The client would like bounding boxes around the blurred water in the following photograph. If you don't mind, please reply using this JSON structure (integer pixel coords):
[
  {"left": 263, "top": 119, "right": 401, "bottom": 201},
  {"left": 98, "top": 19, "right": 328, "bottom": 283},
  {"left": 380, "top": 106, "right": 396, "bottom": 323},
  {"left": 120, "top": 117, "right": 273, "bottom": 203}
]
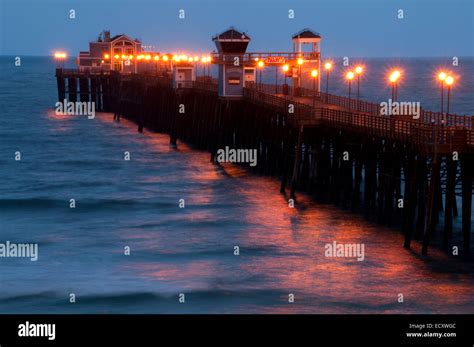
[{"left": 0, "top": 56, "right": 473, "bottom": 313}]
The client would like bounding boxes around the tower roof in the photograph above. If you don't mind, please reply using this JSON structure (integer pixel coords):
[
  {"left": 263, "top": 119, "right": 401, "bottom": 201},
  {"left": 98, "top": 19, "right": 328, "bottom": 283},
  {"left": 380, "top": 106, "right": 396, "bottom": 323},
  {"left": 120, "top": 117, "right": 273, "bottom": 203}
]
[
  {"left": 212, "top": 27, "right": 251, "bottom": 53},
  {"left": 212, "top": 27, "right": 250, "bottom": 41},
  {"left": 292, "top": 28, "right": 321, "bottom": 39}
]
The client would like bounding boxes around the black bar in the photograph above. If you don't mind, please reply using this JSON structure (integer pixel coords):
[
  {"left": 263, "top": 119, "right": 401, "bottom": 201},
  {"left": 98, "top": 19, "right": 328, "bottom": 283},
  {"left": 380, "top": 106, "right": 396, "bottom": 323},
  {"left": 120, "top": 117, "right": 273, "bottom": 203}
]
[{"left": 0, "top": 314, "right": 473, "bottom": 345}]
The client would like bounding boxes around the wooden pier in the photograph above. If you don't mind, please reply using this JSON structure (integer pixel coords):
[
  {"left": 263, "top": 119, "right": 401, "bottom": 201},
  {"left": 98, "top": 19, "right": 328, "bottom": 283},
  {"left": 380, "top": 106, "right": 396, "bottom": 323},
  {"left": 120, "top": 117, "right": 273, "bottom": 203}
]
[{"left": 55, "top": 68, "right": 473, "bottom": 257}]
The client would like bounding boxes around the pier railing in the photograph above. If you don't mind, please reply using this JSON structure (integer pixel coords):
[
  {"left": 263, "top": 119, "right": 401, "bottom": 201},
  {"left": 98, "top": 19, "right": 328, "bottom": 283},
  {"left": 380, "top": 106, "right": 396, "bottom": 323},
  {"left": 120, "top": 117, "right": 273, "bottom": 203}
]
[
  {"left": 247, "top": 82, "right": 473, "bottom": 128},
  {"left": 244, "top": 85, "right": 474, "bottom": 151}
]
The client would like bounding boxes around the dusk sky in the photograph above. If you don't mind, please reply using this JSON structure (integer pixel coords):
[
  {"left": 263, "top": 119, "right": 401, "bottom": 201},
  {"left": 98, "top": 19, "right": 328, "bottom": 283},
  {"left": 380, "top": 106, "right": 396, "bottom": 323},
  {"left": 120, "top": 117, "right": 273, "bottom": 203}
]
[{"left": 0, "top": 0, "right": 473, "bottom": 57}]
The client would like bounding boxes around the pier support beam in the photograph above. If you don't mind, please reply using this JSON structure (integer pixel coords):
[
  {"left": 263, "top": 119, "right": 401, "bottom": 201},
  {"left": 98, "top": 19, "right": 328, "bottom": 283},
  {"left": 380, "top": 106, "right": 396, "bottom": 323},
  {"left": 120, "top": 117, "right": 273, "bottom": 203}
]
[
  {"left": 68, "top": 77, "right": 77, "bottom": 103},
  {"left": 56, "top": 71, "right": 66, "bottom": 102},
  {"left": 443, "top": 156, "right": 457, "bottom": 247},
  {"left": 461, "top": 154, "right": 472, "bottom": 256},
  {"left": 79, "top": 77, "right": 90, "bottom": 103},
  {"left": 403, "top": 154, "right": 417, "bottom": 249},
  {"left": 290, "top": 125, "right": 304, "bottom": 199},
  {"left": 280, "top": 128, "right": 293, "bottom": 193},
  {"left": 422, "top": 156, "right": 440, "bottom": 256}
]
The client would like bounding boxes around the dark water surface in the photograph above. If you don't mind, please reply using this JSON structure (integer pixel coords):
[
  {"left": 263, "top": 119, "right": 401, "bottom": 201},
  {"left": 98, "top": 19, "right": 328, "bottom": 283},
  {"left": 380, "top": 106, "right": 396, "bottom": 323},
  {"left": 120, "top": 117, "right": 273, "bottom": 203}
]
[{"left": 0, "top": 57, "right": 473, "bottom": 313}]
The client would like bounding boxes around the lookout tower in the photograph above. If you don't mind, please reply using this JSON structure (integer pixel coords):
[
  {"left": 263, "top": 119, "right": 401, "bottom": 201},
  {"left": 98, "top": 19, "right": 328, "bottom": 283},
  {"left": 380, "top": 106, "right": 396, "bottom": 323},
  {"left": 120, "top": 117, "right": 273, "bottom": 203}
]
[
  {"left": 212, "top": 27, "right": 251, "bottom": 98},
  {"left": 292, "top": 29, "right": 321, "bottom": 92}
]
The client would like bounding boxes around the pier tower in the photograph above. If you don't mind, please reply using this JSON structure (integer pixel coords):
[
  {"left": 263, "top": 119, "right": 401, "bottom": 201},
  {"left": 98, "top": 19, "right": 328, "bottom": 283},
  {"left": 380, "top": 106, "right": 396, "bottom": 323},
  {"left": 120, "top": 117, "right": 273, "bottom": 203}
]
[
  {"left": 292, "top": 29, "right": 321, "bottom": 94},
  {"left": 212, "top": 27, "right": 251, "bottom": 98}
]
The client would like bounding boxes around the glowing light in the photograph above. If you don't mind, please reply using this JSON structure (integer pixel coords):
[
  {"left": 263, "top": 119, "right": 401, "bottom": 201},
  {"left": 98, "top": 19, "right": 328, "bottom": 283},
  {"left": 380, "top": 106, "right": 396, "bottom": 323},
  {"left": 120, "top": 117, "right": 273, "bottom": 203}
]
[
  {"left": 172, "top": 55, "right": 179, "bottom": 61},
  {"left": 257, "top": 60, "right": 264, "bottom": 68},
  {"left": 121, "top": 54, "right": 127, "bottom": 59},
  {"left": 389, "top": 70, "right": 400, "bottom": 83},
  {"left": 114, "top": 54, "right": 120, "bottom": 59},
  {"left": 445, "top": 76, "right": 454, "bottom": 86},
  {"left": 128, "top": 55, "right": 134, "bottom": 60},
  {"left": 346, "top": 71, "right": 354, "bottom": 80},
  {"left": 297, "top": 58, "right": 304, "bottom": 65},
  {"left": 162, "top": 55, "right": 169, "bottom": 61},
  {"left": 194, "top": 56, "right": 199, "bottom": 61},
  {"left": 438, "top": 72, "right": 447, "bottom": 81},
  {"left": 188, "top": 57, "right": 193, "bottom": 62},
  {"left": 282, "top": 64, "right": 289, "bottom": 72},
  {"left": 104, "top": 54, "right": 110, "bottom": 59},
  {"left": 311, "top": 69, "right": 318, "bottom": 78},
  {"left": 101, "top": 60, "right": 105, "bottom": 63},
  {"left": 324, "top": 62, "right": 332, "bottom": 70},
  {"left": 145, "top": 54, "right": 151, "bottom": 60},
  {"left": 254, "top": 57, "right": 259, "bottom": 61},
  {"left": 154, "top": 56, "right": 159, "bottom": 61},
  {"left": 355, "top": 66, "right": 363, "bottom": 74},
  {"left": 54, "top": 52, "right": 67, "bottom": 59}
]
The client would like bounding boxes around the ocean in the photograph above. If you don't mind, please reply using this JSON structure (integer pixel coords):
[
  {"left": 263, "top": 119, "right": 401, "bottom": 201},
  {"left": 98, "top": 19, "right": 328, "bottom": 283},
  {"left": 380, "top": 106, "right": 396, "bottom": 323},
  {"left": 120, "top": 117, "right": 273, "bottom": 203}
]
[{"left": 0, "top": 56, "right": 473, "bottom": 313}]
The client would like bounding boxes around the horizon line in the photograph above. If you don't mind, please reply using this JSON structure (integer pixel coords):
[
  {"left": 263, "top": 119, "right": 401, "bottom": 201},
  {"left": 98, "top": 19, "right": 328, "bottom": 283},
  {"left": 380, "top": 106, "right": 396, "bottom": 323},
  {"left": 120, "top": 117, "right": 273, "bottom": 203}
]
[{"left": 1, "top": 54, "right": 474, "bottom": 59}]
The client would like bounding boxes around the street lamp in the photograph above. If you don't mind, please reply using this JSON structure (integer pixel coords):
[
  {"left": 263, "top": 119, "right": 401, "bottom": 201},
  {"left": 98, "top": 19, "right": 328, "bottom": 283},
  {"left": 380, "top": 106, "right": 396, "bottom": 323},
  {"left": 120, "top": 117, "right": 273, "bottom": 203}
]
[
  {"left": 297, "top": 58, "right": 304, "bottom": 94},
  {"left": 438, "top": 71, "right": 447, "bottom": 113},
  {"left": 201, "top": 56, "right": 207, "bottom": 77},
  {"left": 389, "top": 70, "right": 400, "bottom": 102},
  {"left": 257, "top": 60, "right": 265, "bottom": 92},
  {"left": 355, "top": 65, "right": 363, "bottom": 101},
  {"left": 445, "top": 76, "right": 454, "bottom": 115},
  {"left": 311, "top": 69, "right": 318, "bottom": 108},
  {"left": 282, "top": 64, "right": 289, "bottom": 84},
  {"left": 206, "top": 56, "right": 212, "bottom": 77},
  {"left": 54, "top": 52, "right": 67, "bottom": 69},
  {"left": 282, "top": 64, "right": 289, "bottom": 96},
  {"left": 324, "top": 62, "right": 332, "bottom": 101},
  {"left": 346, "top": 71, "right": 354, "bottom": 100}
]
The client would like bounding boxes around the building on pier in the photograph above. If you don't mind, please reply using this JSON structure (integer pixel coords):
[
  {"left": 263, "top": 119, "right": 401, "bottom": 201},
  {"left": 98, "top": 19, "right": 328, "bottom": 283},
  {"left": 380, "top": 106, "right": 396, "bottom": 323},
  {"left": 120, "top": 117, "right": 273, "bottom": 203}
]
[{"left": 77, "top": 30, "right": 142, "bottom": 73}]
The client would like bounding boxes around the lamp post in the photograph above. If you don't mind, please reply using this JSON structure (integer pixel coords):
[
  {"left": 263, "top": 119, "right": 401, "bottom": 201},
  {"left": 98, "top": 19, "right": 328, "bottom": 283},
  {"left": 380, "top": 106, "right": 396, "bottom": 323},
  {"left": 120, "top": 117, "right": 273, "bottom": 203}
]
[
  {"left": 102, "top": 53, "right": 110, "bottom": 71},
  {"left": 311, "top": 69, "right": 318, "bottom": 108},
  {"left": 54, "top": 52, "right": 67, "bottom": 69},
  {"left": 201, "top": 57, "right": 207, "bottom": 77},
  {"left": 346, "top": 71, "right": 354, "bottom": 101},
  {"left": 282, "top": 64, "right": 289, "bottom": 84},
  {"left": 257, "top": 60, "right": 265, "bottom": 92},
  {"left": 324, "top": 62, "right": 332, "bottom": 102},
  {"left": 355, "top": 66, "right": 363, "bottom": 100},
  {"left": 297, "top": 58, "right": 304, "bottom": 95},
  {"left": 282, "top": 64, "right": 289, "bottom": 95},
  {"left": 275, "top": 64, "right": 278, "bottom": 94},
  {"left": 445, "top": 76, "right": 454, "bottom": 115},
  {"left": 207, "top": 56, "right": 212, "bottom": 77},
  {"left": 389, "top": 70, "right": 400, "bottom": 102},
  {"left": 438, "top": 71, "right": 446, "bottom": 113}
]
